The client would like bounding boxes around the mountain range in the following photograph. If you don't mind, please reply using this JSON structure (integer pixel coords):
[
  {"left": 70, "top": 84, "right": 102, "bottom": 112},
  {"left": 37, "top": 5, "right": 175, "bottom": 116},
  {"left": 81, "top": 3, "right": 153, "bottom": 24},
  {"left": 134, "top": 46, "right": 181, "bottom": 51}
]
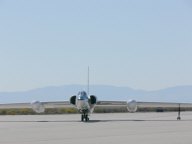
[{"left": 0, "top": 85, "right": 192, "bottom": 103}]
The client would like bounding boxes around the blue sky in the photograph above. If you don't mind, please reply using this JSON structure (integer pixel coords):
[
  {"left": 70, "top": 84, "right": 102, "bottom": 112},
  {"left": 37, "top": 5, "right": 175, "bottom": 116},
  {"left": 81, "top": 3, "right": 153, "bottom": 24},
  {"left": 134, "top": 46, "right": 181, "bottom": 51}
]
[{"left": 0, "top": 0, "right": 192, "bottom": 91}]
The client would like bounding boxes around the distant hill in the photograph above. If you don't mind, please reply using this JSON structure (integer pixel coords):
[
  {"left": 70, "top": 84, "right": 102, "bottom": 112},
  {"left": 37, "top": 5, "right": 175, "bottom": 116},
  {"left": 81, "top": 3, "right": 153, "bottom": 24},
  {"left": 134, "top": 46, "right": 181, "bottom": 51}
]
[{"left": 0, "top": 85, "right": 192, "bottom": 103}]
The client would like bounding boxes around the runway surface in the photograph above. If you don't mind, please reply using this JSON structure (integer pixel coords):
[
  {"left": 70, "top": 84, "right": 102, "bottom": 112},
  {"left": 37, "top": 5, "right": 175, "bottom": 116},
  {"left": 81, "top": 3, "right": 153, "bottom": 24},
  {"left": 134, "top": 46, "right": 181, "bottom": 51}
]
[{"left": 0, "top": 112, "right": 192, "bottom": 144}]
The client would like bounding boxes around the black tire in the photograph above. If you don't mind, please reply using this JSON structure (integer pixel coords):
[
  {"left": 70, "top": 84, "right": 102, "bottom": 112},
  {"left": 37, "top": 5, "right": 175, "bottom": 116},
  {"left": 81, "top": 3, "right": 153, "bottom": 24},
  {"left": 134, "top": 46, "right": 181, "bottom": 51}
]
[
  {"left": 85, "top": 115, "right": 89, "bottom": 122},
  {"left": 177, "top": 116, "right": 181, "bottom": 120},
  {"left": 81, "top": 115, "right": 84, "bottom": 121}
]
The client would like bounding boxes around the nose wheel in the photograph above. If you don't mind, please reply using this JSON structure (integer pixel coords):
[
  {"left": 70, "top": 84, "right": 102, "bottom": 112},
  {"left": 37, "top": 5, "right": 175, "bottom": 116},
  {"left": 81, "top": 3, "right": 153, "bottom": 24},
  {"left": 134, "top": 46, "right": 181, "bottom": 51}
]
[{"left": 81, "top": 114, "right": 89, "bottom": 122}]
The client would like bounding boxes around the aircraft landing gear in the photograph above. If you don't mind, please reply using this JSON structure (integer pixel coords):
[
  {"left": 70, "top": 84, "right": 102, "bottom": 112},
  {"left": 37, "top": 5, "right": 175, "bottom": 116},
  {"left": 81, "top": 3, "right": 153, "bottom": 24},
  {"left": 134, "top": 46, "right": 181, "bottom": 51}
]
[
  {"left": 81, "top": 113, "right": 89, "bottom": 122},
  {"left": 177, "top": 104, "right": 181, "bottom": 120}
]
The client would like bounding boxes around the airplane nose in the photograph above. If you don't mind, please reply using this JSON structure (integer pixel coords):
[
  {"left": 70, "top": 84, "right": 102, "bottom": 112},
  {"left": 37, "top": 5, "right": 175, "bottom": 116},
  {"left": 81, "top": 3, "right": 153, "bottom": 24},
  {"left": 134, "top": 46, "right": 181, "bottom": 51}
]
[
  {"left": 77, "top": 99, "right": 89, "bottom": 110},
  {"left": 78, "top": 96, "right": 86, "bottom": 100}
]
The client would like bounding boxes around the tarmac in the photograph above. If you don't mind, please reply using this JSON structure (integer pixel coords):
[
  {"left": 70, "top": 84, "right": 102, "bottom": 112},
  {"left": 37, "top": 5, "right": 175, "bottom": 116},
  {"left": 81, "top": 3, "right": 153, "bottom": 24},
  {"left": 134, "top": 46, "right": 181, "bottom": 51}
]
[{"left": 0, "top": 112, "right": 192, "bottom": 144}]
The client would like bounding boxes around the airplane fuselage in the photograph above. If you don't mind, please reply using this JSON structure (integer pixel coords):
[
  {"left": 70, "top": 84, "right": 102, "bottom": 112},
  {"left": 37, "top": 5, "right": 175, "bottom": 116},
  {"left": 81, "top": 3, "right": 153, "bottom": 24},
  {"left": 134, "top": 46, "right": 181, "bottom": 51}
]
[
  {"left": 76, "top": 91, "right": 91, "bottom": 114},
  {"left": 70, "top": 91, "right": 97, "bottom": 121}
]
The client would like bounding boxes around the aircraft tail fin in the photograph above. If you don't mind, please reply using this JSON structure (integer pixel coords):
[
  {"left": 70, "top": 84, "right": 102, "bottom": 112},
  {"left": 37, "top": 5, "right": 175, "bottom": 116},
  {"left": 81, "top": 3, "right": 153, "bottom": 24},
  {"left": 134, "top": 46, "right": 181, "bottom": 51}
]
[{"left": 87, "top": 66, "right": 89, "bottom": 96}]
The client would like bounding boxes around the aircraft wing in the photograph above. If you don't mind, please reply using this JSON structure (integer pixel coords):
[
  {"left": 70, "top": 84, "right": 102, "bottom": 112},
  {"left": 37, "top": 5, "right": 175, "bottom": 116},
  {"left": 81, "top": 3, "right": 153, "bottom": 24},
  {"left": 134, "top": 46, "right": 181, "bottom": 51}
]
[
  {"left": 96, "top": 100, "right": 192, "bottom": 112},
  {"left": 136, "top": 102, "right": 192, "bottom": 108},
  {"left": 0, "top": 101, "right": 71, "bottom": 108},
  {"left": 96, "top": 101, "right": 192, "bottom": 107},
  {"left": 40, "top": 101, "right": 72, "bottom": 108},
  {"left": 96, "top": 101, "right": 127, "bottom": 106},
  {"left": 1, "top": 100, "right": 192, "bottom": 115},
  {"left": 1, "top": 100, "right": 192, "bottom": 110},
  {"left": 0, "top": 101, "right": 72, "bottom": 113},
  {"left": 0, "top": 103, "right": 32, "bottom": 109}
]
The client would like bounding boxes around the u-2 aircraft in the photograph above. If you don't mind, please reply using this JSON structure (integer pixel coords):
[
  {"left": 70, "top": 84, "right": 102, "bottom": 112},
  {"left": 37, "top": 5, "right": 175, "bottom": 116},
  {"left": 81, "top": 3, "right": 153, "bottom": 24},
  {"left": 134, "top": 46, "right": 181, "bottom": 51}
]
[
  {"left": 0, "top": 69, "right": 192, "bottom": 121},
  {"left": 0, "top": 89, "right": 192, "bottom": 122}
]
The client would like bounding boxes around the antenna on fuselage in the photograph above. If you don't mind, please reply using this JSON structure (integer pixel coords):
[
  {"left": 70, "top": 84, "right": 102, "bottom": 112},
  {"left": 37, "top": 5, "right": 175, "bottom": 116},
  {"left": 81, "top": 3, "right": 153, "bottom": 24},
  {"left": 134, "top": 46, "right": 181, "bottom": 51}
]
[{"left": 87, "top": 66, "right": 89, "bottom": 96}]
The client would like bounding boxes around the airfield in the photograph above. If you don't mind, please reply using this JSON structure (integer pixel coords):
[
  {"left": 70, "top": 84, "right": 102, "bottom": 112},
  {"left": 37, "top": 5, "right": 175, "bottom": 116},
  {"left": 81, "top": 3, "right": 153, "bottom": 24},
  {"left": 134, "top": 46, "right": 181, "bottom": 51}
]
[{"left": 0, "top": 112, "right": 192, "bottom": 144}]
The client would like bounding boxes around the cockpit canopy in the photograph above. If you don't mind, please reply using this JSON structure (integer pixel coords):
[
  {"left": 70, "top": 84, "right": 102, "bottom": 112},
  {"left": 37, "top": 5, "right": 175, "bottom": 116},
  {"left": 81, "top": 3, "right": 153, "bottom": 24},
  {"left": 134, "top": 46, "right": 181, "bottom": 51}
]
[{"left": 77, "top": 91, "right": 88, "bottom": 100}]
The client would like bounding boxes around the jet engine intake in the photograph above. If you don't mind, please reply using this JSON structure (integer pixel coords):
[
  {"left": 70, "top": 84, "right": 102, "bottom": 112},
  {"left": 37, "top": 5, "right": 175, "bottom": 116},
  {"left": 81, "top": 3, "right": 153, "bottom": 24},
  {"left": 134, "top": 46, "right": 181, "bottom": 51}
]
[
  {"left": 89, "top": 95, "right": 97, "bottom": 105},
  {"left": 127, "top": 100, "right": 137, "bottom": 113},
  {"left": 70, "top": 95, "right": 76, "bottom": 105}
]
